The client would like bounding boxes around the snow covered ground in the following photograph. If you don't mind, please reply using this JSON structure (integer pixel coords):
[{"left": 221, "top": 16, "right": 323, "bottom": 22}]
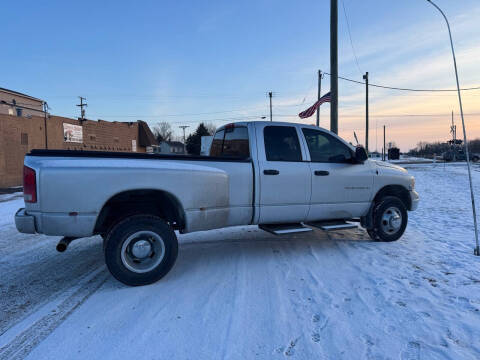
[{"left": 1, "top": 163, "right": 479, "bottom": 360}]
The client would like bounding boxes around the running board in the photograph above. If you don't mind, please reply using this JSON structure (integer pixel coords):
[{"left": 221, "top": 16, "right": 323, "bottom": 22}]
[
  {"left": 259, "top": 223, "right": 313, "bottom": 235},
  {"left": 306, "top": 220, "right": 358, "bottom": 231}
]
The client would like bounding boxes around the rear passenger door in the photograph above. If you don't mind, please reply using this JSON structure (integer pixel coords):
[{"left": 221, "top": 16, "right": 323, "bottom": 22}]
[{"left": 256, "top": 124, "right": 311, "bottom": 224}]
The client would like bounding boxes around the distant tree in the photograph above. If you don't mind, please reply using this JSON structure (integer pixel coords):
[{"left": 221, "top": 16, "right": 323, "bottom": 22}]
[
  {"left": 186, "top": 123, "right": 210, "bottom": 155},
  {"left": 154, "top": 122, "right": 173, "bottom": 143}
]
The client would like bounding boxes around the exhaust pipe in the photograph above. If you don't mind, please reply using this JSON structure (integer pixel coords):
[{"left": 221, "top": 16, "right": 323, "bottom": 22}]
[{"left": 56, "top": 237, "right": 77, "bottom": 252}]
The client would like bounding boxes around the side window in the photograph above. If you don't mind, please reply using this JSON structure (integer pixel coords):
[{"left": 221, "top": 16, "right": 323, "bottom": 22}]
[
  {"left": 209, "top": 130, "right": 225, "bottom": 157},
  {"left": 209, "top": 127, "right": 250, "bottom": 158},
  {"left": 302, "top": 128, "right": 353, "bottom": 163},
  {"left": 264, "top": 126, "right": 302, "bottom": 162}
]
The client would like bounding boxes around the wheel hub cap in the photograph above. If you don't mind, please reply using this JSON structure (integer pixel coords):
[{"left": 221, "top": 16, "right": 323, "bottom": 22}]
[
  {"left": 121, "top": 231, "right": 166, "bottom": 273},
  {"left": 381, "top": 207, "right": 402, "bottom": 234},
  {"left": 131, "top": 239, "right": 152, "bottom": 259}
]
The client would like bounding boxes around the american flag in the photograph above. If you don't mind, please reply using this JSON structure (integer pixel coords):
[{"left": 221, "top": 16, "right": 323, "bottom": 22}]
[{"left": 298, "top": 92, "right": 331, "bottom": 119}]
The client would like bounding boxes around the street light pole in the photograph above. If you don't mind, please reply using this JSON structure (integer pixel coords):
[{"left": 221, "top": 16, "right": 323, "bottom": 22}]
[
  {"left": 179, "top": 125, "right": 189, "bottom": 154},
  {"left": 427, "top": 0, "right": 479, "bottom": 256}
]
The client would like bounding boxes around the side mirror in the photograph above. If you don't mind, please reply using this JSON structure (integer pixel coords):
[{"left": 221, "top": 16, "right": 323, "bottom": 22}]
[{"left": 355, "top": 146, "right": 368, "bottom": 163}]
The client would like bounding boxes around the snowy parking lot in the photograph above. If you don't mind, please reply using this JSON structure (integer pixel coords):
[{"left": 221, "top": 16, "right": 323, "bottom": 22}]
[{"left": 1, "top": 163, "right": 479, "bottom": 360}]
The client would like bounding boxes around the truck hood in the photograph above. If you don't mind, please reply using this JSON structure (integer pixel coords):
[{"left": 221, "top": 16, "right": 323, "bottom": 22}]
[{"left": 372, "top": 160, "right": 408, "bottom": 174}]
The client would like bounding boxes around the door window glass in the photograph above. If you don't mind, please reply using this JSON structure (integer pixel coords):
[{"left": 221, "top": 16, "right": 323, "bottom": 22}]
[
  {"left": 302, "top": 128, "right": 353, "bottom": 163},
  {"left": 264, "top": 126, "right": 302, "bottom": 161}
]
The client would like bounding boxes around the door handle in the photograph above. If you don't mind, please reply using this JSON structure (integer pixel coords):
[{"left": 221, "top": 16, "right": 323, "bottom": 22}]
[
  {"left": 264, "top": 169, "right": 280, "bottom": 175},
  {"left": 314, "top": 170, "right": 329, "bottom": 176}
]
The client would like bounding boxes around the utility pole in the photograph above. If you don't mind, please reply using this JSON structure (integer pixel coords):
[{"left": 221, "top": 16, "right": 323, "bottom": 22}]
[
  {"left": 363, "top": 72, "right": 369, "bottom": 153},
  {"left": 451, "top": 110, "right": 457, "bottom": 161},
  {"left": 76, "top": 96, "right": 87, "bottom": 120},
  {"left": 451, "top": 110, "right": 456, "bottom": 143},
  {"left": 179, "top": 125, "right": 189, "bottom": 154},
  {"left": 316, "top": 70, "right": 323, "bottom": 127},
  {"left": 330, "top": 0, "right": 338, "bottom": 134},
  {"left": 43, "top": 102, "right": 49, "bottom": 149},
  {"left": 383, "top": 125, "right": 386, "bottom": 161},
  {"left": 268, "top": 92, "right": 273, "bottom": 121}
]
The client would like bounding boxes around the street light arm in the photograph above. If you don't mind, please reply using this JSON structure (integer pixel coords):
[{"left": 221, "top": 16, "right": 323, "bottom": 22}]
[{"left": 426, "top": 0, "right": 480, "bottom": 255}]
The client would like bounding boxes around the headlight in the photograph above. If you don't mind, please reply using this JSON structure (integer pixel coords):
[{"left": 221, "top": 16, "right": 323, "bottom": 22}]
[{"left": 409, "top": 177, "right": 415, "bottom": 190}]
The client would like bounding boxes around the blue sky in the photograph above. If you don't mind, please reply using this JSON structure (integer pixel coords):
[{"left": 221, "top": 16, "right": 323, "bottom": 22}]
[{"left": 3, "top": 0, "right": 480, "bottom": 150}]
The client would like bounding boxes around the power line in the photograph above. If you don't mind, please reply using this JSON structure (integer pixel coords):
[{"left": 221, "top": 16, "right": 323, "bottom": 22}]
[
  {"left": 273, "top": 112, "right": 480, "bottom": 118},
  {"left": 323, "top": 72, "right": 480, "bottom": 92},
  {"left": 341, "top": 0, "right": 362, "bottom": 76}
]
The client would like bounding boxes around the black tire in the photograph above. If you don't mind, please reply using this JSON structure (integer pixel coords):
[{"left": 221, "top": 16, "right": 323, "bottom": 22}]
[
  {"left": 367, "top": 196, "right": 407, "bottom": 242},
  {"left": 104, "top": 214, "right": 178, "bottom": 286},
  {"left": 472, "top": 156, "right": 479, "bottom": 163}
]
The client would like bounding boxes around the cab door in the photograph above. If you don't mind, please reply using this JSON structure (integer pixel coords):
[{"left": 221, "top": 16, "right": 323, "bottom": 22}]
[
  {"left": 300, "top": 127, "right": 374, "bottom": 221},
  {"left": 256, "top": 124, "right": 311, "bottom": 224}
]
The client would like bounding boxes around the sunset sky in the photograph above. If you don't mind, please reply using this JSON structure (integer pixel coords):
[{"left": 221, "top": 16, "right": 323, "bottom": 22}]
[{"left": 2, "top": 0, "right": 479, "bottom": 151}]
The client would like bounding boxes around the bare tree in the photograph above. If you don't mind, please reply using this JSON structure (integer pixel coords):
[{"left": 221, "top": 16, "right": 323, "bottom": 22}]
[
  {"left": 387, "top": 141, "right": 397, "bottom": 150},
  {"left": 154, "top": 122, "right": 173, "bottom": 143},
  {"left": 204, "top": 122, "right": 217, "bottom": 135}
]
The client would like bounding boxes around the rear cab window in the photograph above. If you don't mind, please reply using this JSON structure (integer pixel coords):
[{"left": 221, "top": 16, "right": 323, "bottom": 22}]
[{"left": 209, "top": 125, "right": 250, "bottom": 158}]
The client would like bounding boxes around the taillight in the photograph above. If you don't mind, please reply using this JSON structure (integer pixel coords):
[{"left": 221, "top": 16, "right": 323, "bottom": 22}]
[{"left": 23, "top": 166, "right": 37, "bottom": 203}]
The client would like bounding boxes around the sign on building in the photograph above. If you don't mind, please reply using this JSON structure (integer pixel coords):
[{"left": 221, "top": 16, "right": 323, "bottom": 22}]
[
  {"left": 63, "top": 123, "right": 83, "bottom": 143},
  {"left": 132, "top": 139, "right": 137, "bottom": 152}
]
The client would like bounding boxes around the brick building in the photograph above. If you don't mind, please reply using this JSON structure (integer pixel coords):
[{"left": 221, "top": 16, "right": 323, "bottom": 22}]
[
  {"left": 0, "top": 87, "right": 44, "bottom": 118},
  {"left": 0, "top": 113, "right": 157, "bottom": 187}
]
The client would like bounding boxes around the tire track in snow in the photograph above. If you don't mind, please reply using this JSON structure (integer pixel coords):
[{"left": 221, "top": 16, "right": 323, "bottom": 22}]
[{"left": 0, "top": 268, "right": 108, "bottom": 360}]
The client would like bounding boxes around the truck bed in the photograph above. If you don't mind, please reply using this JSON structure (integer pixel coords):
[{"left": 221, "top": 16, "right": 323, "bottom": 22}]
[{"left": 28, "top": 149, "right": 251, "bottom": 163}]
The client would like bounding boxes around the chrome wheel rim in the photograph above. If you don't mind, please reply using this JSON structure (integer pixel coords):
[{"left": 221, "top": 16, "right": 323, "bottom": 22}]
[
  {"left": 121, "top": 231, "right": 165, "bottom": 273},
  {"left": 381, "top": 207, "right": 402, "bottom": 235}
]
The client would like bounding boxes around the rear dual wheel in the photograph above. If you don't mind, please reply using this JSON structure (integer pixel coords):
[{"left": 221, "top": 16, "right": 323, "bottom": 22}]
[
  {"left": 104, "top": 215, "right": 178, "bottom": 286},
  {"left": 367, "top": 196, "right": 407, "bottom": 242}
]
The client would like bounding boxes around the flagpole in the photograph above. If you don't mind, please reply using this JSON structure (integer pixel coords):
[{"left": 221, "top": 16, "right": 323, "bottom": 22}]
[
  {"left": 330, "top": 0, "right": 338, "bottom": 134},
  {"left": 316, "top": 70, "right": 322, "bottom": 127}
]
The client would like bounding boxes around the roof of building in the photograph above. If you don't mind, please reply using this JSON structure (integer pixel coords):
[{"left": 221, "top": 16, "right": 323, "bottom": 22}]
[
  {"left": 137, "top": 120, "right": 158, "bottom": 147},
  {"left": 164, "top": 141, "right": 184, "bottom": 147},
  {"left": 0, "top": 87, "right": 44, "bottom": 102}
]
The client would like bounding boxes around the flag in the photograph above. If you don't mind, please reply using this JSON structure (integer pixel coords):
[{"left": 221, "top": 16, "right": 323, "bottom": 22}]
[{"left": 298, "top": 92, "right": 331, "bottom": 119}]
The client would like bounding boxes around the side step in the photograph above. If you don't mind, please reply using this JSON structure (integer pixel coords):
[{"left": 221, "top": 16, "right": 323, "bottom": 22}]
[
  {"left": 259, "top": 223, "right": 313, "bottom": 235},
  {"left": 306, "top": 220, "right": 358, "bottom": 231}
]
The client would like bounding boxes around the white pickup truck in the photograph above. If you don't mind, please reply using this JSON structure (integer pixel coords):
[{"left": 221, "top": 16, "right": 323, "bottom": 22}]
[{"left": 15, "top": 121, "right": 418, "bottom": 286}]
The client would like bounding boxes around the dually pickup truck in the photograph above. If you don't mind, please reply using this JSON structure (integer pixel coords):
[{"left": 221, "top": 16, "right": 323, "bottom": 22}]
[{"left": 16, "top": 121, "right": 419, "bottom": 286}]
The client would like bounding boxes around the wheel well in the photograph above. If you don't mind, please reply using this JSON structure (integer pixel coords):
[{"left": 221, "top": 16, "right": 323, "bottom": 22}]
[
  {"left": 374, "top": 185, "right": 411, "bottom": 210},
  {"left": 94, "top": 189, "right": 185, "bottom": 235}
]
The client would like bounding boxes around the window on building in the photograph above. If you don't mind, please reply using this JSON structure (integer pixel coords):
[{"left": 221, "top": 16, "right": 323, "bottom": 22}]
[
  {"left": 264, "top": 126, "right": 302, "bottom": 162},
  {"left": 21, "top": 133, "right": 28, "bottom": 145},
  {"left": 302, "top": 128, "right": 353, "bottom": 163},
  {"left": 16, "top": 108, "right": 23, "bottom": 117}
]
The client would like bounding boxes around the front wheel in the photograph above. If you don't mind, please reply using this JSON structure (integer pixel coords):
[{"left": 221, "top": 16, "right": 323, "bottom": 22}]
[
  {"left": 104, "top": 215, "right": 178, "bottom": 286},
  {"left": 367, "top": 196, "right": 407, "bottom": 242}
]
